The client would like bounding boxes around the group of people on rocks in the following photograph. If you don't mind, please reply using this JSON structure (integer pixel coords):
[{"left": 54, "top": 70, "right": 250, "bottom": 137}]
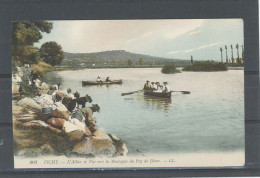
[
  {"left": 24, "top": 70, "right": 100, "bottom": 135},
  {"left": 143, "top": 80, "right": 170, "bottom": 92},
  {"left": 96, "top": 76, "right": 111, "bottom": 82},
  {"left": 48, "top": 84, "right": 100, "bottom": 134}
]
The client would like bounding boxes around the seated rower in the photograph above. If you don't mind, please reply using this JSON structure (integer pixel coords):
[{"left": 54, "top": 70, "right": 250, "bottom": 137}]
[
  {"left": 163, "top": 82, "right": 170, "bottom": 92},
  {"left": 143, "top": 80, "right": 151, "bottom": 90},
  {"left": 106, "top": 77, "right": 111, "bottom": 82},
  {"left": 97, "top": 76, "right": 101, "bottom": 82}
]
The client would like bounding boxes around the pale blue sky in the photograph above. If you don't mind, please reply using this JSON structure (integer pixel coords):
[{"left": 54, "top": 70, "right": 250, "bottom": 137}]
[{"left": 35, "top": 19, "right": 244, "bottom": 61}]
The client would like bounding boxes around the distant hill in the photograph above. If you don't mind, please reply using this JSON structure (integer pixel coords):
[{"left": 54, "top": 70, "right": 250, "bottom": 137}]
[{"left": 62, "top": 50, "right": 191, "bottom": 67}]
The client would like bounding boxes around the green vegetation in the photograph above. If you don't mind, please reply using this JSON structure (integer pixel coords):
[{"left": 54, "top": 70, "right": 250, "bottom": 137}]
[
  {"left": 183, "top": 61, "right": 228, "bottom": 71},
  {"left": 40, "top": 41, "right": 64, "bottom": 66},
  {"left": 12, "top": 21, "right": 64, "bottom": 68},
  {"left": 161, "top": 64, "right": 181, "bottom": 74}
]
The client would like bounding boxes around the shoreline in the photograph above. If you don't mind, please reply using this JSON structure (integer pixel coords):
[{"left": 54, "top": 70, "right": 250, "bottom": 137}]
[{"left": 12, "top": 66, "right": 128, "bottom": 159}]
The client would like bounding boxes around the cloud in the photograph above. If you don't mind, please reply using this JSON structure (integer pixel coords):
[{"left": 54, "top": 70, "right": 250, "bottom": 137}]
[
  {"left": 167, "top": 42, "right": 222, "bottom": 56},
  {"left": 167, "top": 50, "right": 181, "bottom": 54}
]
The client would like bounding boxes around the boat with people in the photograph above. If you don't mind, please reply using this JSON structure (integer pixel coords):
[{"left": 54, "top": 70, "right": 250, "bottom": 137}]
[
  {"left": 143, "top": 80, "right": 172, "bottom": 98},
  {"left": 82, "top": 79, "right": 123, "bottom": 85},
  {"left": 143, "top": 89, "right": 172, "bottom": 98}
]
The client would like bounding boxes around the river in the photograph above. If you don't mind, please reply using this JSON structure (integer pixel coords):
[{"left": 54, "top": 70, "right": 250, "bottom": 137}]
[{"left": 44, "top": 68, "right": 244, "bottom": 155}]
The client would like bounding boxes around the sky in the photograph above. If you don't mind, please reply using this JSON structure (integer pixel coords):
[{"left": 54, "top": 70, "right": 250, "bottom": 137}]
[{"left": 35, "top": 19, "right": 244, "bottom": 61}]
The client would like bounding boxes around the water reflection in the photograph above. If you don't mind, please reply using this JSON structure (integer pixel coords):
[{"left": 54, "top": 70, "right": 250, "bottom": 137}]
[{"left": 135, "top": 93, "right": 172, "bottom": 112}]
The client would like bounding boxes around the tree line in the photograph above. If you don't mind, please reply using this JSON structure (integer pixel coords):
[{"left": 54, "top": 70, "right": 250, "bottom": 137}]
[{"left": 12, "top": 21, "right": 64, "bottom": 66}]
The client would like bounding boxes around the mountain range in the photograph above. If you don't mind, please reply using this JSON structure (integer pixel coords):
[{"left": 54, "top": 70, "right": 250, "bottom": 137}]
[{"left": 62, "top": 50, "right": 191, "bottom": 67}]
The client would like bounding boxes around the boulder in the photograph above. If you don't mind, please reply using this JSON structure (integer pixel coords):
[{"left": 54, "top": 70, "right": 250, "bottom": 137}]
[
  {"left": 90, "top": 137, "right": 116, "bottom": 157},
  {"left": 47, "top": 118, "right": 65, "bottom": 129},
  {"left": 72, "top": 136, "right": 116, "bottom": 157},
  {"left": 85, "top": 126, "right": 92, "bottom": 137},
  {"left": 93, "top": 129, "right": 110, "bottom": 139},
  {"left": 67, "top": 130, "right": 85, "bottom": 142},
  {"left": 72, "top": 137, "right": 92, "bottom": 155},
  {"left": 108, "top": 134, "right": 128, "bottom": 156}
]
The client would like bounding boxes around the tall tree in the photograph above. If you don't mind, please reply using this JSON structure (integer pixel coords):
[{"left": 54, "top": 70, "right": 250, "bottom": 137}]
[
  {"left": 139, "top": 58, "right": 144, "bottom": 65},
  {"left": 230, "top": 44, "right": 234, "bottom": 63},
  {"left": 127, "top": 59, "right": 133, "bottom": 66},
  {"left": 236, "top": 44, "right": 240, "bottom": 63},
  {"left": 40, "top": 41, "right": 64, "bottom": 66},
  {"left": 220, "top": 47, "right": 223, "bottom": 63},
  {"left": 12, "top": 21, "right": 53, "bottom": 62},
  {"left": 191, "top": 55, "right": 193, "bottom": 64},
  {"left": 241, "top": 45, "right": 244, "bottom": 61},
  {"left": 225, "top": 45, "right": 228, "bottom": 63}
]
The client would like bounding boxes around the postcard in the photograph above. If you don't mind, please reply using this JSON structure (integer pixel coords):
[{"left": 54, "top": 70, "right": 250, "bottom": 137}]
[{"left": 12, "top": 19, "right": 244, "bottom": 169}]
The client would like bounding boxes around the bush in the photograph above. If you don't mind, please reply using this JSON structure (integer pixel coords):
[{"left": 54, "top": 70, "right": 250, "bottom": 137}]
[
  {"left": 161, "top": 64, "right": 180, "bottom": 74},
  {"left": 183, "top": 61, "right": 227, "bottom": 71}
]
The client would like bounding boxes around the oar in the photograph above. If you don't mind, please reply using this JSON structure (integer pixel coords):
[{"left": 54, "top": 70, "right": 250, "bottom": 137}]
[
  {"left": 121, "top": 90, "right": 143, "bottom": 96},
  {"left": 171, "top": 90, "right": 191, "bottom": 94}
]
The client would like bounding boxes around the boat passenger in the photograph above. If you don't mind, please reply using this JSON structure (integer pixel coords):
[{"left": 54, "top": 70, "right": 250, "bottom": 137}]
[
  {"left": 163, "top": 82, "right": 170, "bottom": 92},
  {"left": 154, "top": 82, "right": 162, "bottom": 92},
  {"left": 106, "top": 77, "right": 111, "bottom": 82},
  {"left": 96, "top": 76, "right": 101, "bottom": 82},
  {"left": 143, "top": 80, "right": 151, "bottom": 89},
  {"left": 151, "top": 82, "right": 157, "bottom": 90}
]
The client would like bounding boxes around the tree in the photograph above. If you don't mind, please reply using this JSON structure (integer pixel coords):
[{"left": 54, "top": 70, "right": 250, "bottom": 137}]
[
  {"left": 127, "top": 59, "right": 133, "bottom": 66},
  {"left": 139, "top": 58, "right": 144, "bottom": 65},
  {"left": 230, "top": 44, "right": 234, "bottom": 63},
  {"left": 40, "top": 41, "right": 64, "bottom": 66},
  {"left": 225, "top": 45, "right": 228, "bottom": 63},
  {"left": 12, "top": 21, "right": 53, "bottom": 62},
  {"left": 191, "top": 55, "right": 193, "bottom": 64},
  {"left": 220, "top": 47, "right": 223, "bottom": 63},
  {"left": 236, "top": 44, "right": 240, "bottom": 64}
]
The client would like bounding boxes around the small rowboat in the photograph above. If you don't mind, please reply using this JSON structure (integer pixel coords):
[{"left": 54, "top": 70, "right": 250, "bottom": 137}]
[
  {"left": 82, "top": 79, "right": 123, "bottom": 85},
  {"left": 143, "top": 89, "right": 172, "bottom": 98}
]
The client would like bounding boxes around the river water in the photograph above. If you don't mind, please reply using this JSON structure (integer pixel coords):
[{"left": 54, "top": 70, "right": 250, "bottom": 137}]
[{"left": 44, "top": 68, "right": 244, "bottom": 155}]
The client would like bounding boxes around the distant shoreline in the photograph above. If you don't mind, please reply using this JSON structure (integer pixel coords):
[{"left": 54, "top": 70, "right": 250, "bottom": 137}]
[{"left": 52, "top": 66, "right": 244, "bottom": 72}]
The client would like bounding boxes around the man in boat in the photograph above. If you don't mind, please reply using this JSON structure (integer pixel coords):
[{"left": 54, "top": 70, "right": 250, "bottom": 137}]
[
  {"left": 97, "top": 76, "right": 102, "bottom": 82},
  {"left": 106, "top": 77, "right": 111, "bottom": 82},
  {"left": 143, "top": 80, "right": 151, "bottom": 90},
  {"left": 163, "top": 82, "right": 170, "bottom": 92}
]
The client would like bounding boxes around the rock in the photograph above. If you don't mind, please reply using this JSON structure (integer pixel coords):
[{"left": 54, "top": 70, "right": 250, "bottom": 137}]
[
  {"left": 72, "top": 137, "right": 92, "bottom": 155},
  {"left": 22, "top": 122, "right": 45, "bottom": 129},
  {"left": 47, "top": 125, "right": 62, "bottom": 134},
  {"left": 108, "top": 134, "right": 128, "bottom": 156},
  {"left": 90, "top": 137, "right": 116, "bottom": 157},
  {"left": 49, "top": 109, "right": 70, "bottom": 121},
  {"left": 63, "top": 118, "right": 85, "bottom": 133},
  {"left": 47, "top": 118, "right": 65, "bottom": 129},
  {"left": 93, "top": 129, "right": 110, "bottom": 139},
  {"left": 15, "top": 114, "right": 37, "bottom": 123},
  {"left": 29, "top": 120, "right": 49, "bottom": 127},
  {"left": 85, "top": 126, "right": 92, "bottom": 137},
  {"left": 17, "top": 97, "right": 42, "bottom": 112},
  {"left": 67, "top": 130, "right": 85, "bottom": 142}
]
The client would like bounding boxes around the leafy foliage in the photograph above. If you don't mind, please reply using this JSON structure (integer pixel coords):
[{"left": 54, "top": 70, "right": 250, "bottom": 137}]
[
  {"left": 183, "top": 61, "right": 228, "bottom": 71},
  {"left": 161, "top": 64, "right": 180, "bottom": 74},
  {"left": 12, "top": 21, "right": 53, "bottom": 62},
  {"left": 40, "top": 41, "right": 64, "bottom": 66}
]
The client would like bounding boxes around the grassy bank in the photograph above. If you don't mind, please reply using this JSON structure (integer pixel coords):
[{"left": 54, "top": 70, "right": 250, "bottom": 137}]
[
  {"left": 183, "top": 61, "right": 228, "bottom": 72},
  {"left": 161, "top": 64, "right": 181, "bottom": 74}
]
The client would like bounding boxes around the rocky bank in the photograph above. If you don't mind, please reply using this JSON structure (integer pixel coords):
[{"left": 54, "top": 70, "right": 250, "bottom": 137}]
[{"left": 12, "top": 67, "right": 128, "bottom": 158}]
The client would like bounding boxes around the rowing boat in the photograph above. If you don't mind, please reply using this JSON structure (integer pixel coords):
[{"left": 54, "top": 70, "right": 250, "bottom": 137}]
[
  {"left": 143, "top": 89, "right": 172, "bottom": 98},
  {"left": 82, "top": 80, "right": 123, "bottom": 85}
]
